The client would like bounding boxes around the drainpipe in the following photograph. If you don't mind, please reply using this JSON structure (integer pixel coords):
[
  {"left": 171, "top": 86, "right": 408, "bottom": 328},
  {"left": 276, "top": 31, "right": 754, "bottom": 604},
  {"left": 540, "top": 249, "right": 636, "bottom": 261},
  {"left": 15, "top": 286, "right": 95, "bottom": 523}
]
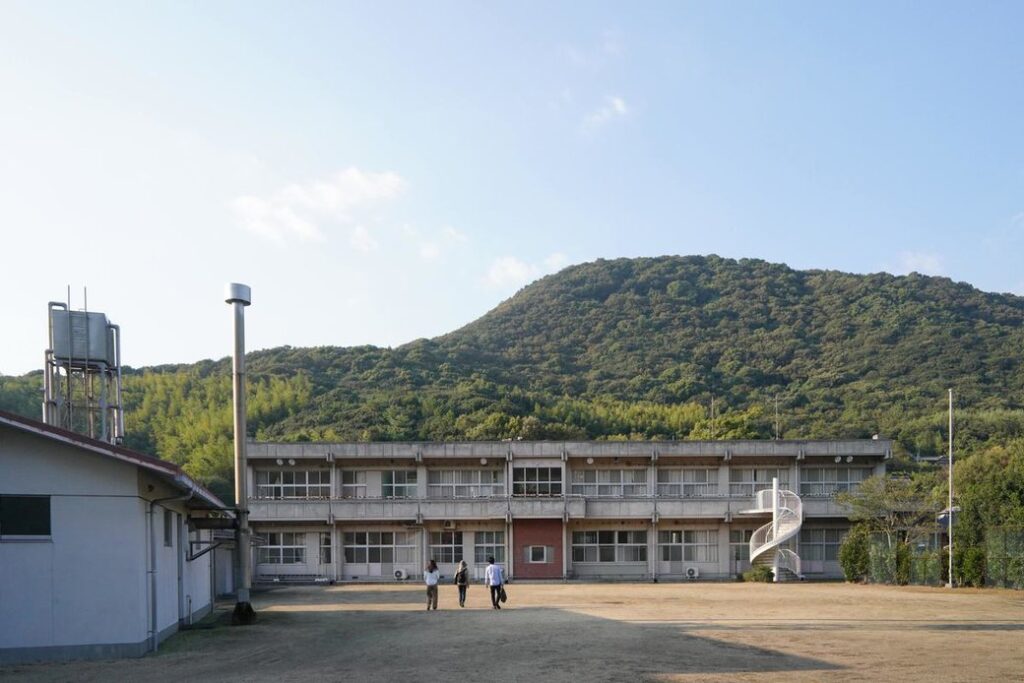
[{"left": 147, "top": 487, "right": 195, "bottom": 653}]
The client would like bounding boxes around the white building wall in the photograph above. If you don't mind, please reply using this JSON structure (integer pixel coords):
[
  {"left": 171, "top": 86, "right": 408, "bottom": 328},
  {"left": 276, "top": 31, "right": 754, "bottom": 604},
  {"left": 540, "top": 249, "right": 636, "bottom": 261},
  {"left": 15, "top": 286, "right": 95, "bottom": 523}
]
[
  {"left": 0, "top": 431, "right": 148, "bottom": 654},
  {"left": 0, "top": 426, "right": 223, "bottom": 664},
  {"left": 183, "top": 529, "right": 214, "bottom": 623}
]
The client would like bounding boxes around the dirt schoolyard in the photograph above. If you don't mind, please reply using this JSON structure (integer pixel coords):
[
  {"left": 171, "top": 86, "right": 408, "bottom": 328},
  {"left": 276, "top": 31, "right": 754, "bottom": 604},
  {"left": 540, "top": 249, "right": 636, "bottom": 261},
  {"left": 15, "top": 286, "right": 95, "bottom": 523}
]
[{"left": 4, "top": 582, "right": 1023, "bottom": 682}]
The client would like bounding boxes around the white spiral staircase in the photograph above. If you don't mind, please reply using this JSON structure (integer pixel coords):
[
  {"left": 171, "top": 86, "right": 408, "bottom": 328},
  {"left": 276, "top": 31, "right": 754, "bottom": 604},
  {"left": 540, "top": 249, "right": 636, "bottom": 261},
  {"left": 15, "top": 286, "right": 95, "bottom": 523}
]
[{"left": 741, "top": 479, "right": 803, "bottom": 582}]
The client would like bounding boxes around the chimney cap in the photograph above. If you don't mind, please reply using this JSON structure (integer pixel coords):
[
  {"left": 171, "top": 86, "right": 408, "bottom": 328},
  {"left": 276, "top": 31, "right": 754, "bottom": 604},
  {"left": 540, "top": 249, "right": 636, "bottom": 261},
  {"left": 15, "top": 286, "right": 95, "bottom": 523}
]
[{"left": 225, "top": 283, "right": 251, "bottom": 306}]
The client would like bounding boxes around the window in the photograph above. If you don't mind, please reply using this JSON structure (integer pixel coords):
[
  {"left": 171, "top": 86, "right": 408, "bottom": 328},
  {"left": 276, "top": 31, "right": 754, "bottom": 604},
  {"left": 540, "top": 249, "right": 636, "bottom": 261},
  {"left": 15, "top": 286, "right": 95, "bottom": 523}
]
[
  {"left": 255, "top": 469, "right": 331, "bottom": 499},
  {"left": 0, "top": 495, "right": 51, "bottom": 537},
  {"left": 258, "top": 532, "right": 306, "bottom": 564},
  {"left": 429, "top": 531, "right": 464, "bottom": 564},
  {"left": 341, "top": 471, "right": 367, "bottom": 498},
  {"left": 570, "top": 469, "right": 647, "bottom": 497},
  {"left": 528, "top": 545, "right": 551, "bottom": 563},
  {"left": 474, "top": 531, "right": 505, "bottom": 564},
  {"left": 658, "top": 530, "right": 718, "bottom": 563},
  {"left": 427, "top": 470, "right": 504, "bottom": 498},
  {"left": 800, "top": 467, "right": 872, "bottom": 497},
  {"left": 382, "top": 470, "right": 418, "bottom": 499},
  {"left": 343, "top": 531, "right": 417, "bottom": 564},
  {"left": 657, "top": 469, "right": 719, "bottom": 497},
  {"left": 512, "top": 467, "right": 562, "bottom": 496},
  {"left": 800, "top": 528, "right": 844, "bottom": 562},
  {"left": 319, "top": 532, "right": 332, "bottom": 565},
  {"left": 729, "top": 529, "right": 755, "bottom": 563},
  {"left": 163, "top": 509, "right": 174, "bottom": 547},
  {"left": 729, "top": 468, "right": 789, "bottom": 497},
  {"left": 571, "top": 530, "right": 647, "bottom": 563}
]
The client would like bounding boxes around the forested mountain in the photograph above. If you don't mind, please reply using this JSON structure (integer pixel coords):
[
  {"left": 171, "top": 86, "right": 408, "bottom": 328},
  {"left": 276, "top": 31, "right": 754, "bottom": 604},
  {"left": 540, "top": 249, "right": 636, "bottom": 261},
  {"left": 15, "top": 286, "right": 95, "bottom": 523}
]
[{"left": 4, "top": 255, "right": 1024, "bottom": 499}]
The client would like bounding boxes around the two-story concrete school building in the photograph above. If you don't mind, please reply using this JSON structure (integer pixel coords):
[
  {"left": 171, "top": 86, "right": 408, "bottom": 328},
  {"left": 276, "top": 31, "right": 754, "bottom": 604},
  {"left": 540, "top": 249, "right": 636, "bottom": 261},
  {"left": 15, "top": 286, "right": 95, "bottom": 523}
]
[
  {"left": 0, "top": 411, "right": 228, "bottom": 665},
  {"left": 246, "top": 438, "right": 890, "bottom": 583}
]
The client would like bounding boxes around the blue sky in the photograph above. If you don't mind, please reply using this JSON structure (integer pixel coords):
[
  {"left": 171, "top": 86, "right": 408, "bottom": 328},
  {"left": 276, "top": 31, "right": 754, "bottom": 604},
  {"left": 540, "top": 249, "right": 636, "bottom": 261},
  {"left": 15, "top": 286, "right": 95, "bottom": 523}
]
[{"left": 1, "top": 2, "right": 1021, "bottom": 375}]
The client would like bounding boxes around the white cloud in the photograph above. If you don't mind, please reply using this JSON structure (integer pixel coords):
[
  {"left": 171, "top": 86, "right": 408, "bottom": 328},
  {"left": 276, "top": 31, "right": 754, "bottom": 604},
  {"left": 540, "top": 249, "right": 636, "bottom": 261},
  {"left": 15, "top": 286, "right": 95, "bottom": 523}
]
[
  {"left": 442, "top": 225, "right": 468, "bottom": 243},
  {"left": 231, "top": 167, "right": 405, "bottom": 243},
  {"left": 894, "top": 251, "right": 945, "bottom": 276},
  {"left": 561, "top": 31, "right": 624, "bottom": 68},
  {"left": 350, "top": 225, "right": 379, "bottom": 252},
  {"left": 582, "top": 96, "right": 629, "bottom": 133},
  {"left": 543, "top": 252, "right": 568, "bottom": 271},
  {"left": 1012, "top": 211, "right": 1024, "bottom": 228},
  {"left": 486, "top": 253, "right": 571, "bottom": 289},
  {"left": 419, "top": 242, "right": 441, "bottom": 261}
]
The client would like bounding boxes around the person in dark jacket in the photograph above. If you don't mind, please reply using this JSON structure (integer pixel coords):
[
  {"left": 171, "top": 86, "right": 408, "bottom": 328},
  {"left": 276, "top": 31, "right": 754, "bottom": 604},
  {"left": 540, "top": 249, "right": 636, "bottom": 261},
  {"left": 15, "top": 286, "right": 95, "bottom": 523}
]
[{"left": 453, "top": 559, "right": 469, "bottom": 607}]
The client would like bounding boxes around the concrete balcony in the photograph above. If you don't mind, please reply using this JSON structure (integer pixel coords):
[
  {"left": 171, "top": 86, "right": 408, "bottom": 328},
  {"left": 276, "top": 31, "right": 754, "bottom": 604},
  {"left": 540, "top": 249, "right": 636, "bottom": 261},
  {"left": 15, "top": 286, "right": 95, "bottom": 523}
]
[
  {"left": 248, "top": 499, "right": 332, "bottom": 521},
  {"left": 509, "top": 497, "right": 584, "bottom": 518},
  {"left": 653, "top": 497, "right": 743, "bottom": 520},
  {"left": 800, "top": 497, "right": 851, "bottom": 518},
  {"left": 246, "top": 494, "right": 850, "bottom": 524}
]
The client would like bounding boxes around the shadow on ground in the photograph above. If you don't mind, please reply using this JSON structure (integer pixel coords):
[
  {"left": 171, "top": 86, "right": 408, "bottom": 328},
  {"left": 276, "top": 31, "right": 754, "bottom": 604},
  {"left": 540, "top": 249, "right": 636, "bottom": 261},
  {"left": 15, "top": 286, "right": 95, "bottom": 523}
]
[{"left": 1, "top": 587, "right": 842, "bottom": 682}]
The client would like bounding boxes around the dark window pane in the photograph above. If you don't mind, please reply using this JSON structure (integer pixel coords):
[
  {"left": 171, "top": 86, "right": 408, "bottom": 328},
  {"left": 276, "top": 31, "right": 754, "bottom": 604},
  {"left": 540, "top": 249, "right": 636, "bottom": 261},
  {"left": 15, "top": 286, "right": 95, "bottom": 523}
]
[{"left": 0, "top": 496, "right": 51, "bottom": 536}]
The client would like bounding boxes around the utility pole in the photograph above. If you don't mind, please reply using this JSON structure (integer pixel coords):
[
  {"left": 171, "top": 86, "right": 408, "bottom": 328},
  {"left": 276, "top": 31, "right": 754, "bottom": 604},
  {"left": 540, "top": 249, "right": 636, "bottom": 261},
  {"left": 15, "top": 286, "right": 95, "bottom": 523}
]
[
  {"left": 227, "top": 283, "right": 256, "bottom": 624},
  {"left": 710, "top": 396, "right": 716, "bottom": 439},
  {"left": 947, "top": 388, "right": 954, "bottom": 589},
  {"left": 774, "top": 394, "right": 780, "bottom": 440}
]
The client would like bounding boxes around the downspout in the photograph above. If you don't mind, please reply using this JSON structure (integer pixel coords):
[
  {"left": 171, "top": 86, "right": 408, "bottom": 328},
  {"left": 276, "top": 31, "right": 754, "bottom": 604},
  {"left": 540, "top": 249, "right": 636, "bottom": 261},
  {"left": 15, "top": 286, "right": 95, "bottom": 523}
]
[{"left": 147, "top": 487, "right": 196, "bottom": 653}]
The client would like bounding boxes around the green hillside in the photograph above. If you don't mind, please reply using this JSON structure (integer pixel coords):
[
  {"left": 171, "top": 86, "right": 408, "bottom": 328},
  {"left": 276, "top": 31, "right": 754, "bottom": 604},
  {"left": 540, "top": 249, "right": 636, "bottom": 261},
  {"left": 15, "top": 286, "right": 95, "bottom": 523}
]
[{"left": 4, "top": 254, "right": 1024, "bottom": 499}]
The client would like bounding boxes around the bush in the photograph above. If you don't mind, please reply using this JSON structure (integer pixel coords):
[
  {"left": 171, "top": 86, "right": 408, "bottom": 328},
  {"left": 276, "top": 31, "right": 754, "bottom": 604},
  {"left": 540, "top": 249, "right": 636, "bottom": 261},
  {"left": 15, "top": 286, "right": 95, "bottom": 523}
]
[
  {"left": 838, "top": 524, "right": 871, "bottom": 582},
  {"left": 960, "top": 546, "right": 986, "bottom": 587},
  {"left": 895, "top": 543, "right": 911, "bottom": 585},
  {"left": 742, "top": 565, "right": 774, "bottom": 583}
]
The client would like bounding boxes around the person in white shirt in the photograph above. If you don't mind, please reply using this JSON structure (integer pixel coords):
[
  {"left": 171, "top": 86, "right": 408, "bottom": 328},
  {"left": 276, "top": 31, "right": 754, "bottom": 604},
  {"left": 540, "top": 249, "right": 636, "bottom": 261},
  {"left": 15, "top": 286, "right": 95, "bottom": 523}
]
[
  {"left": 424, "top": 559, "right": 440, "bottom": 610},
  {"left": 484, "top": 556, "right": 504, "bottom": 609}
]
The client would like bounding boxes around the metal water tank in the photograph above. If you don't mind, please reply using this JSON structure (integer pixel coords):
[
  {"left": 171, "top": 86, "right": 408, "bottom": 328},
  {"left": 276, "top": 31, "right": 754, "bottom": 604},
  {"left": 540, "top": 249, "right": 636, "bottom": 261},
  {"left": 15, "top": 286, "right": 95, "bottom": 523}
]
[{"left": 50, "top": 310, "right": 114, "bottom": 366}]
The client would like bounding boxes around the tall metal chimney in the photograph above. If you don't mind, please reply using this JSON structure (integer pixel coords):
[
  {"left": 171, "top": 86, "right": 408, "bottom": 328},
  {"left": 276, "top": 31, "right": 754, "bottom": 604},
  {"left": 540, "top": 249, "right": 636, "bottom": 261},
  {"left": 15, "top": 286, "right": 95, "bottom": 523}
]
[{"left": 226, "top": 283, "right": 256, "bottom": 624}]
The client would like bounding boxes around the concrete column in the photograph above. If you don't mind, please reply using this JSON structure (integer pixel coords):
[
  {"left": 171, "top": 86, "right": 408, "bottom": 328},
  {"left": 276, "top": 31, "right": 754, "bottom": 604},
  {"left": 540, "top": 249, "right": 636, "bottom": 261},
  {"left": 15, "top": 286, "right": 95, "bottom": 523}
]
[
  {"left": 789, "top": 461, "right": 800, "bottom": 494},
  {"left": 562, "top": 520, "right": 569, "bottom": 580},
  {"left": 718, "top": 463, "right": 730, "bottom": 497},
  {"left": 416, "top": 464, "right": 428, "bottom": 499},
  {"left": 717, "top": 523, "right": 730, "bottom": 578},
  {"left": 464, "top": 528, "right": 476, "bottom": 570},
  {"left": 648, "top": 519, "right": 658, "bottom": 581},
  {"left": 507, "top": 519, "right": 516, "bottom": 580},
  {"left": 332, "top": 524, "right": 340, "bottom": 581},
  {"left": 647, "top": 462, "right": 657, "bottom": 498}
]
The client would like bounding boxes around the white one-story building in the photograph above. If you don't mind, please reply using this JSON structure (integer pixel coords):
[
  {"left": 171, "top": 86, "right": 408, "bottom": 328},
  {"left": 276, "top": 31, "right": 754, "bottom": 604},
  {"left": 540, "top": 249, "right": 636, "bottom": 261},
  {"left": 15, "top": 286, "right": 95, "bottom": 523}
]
[{"left": 0, "top": 410, "right": 231, "bottom": 665}]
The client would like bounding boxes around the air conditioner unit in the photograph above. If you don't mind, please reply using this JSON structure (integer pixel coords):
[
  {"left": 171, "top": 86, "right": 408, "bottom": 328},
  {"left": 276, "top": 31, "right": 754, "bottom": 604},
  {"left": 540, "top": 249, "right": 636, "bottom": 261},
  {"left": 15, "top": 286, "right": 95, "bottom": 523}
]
[
  {"left": 394, "top": 569, "right": 408, "bottom": 580},
  {"left": 684, "top": 566, "right": 700, "bottom": 580},
  {"left": 443, "top": 520, "right": 457, "bottom": 530}
]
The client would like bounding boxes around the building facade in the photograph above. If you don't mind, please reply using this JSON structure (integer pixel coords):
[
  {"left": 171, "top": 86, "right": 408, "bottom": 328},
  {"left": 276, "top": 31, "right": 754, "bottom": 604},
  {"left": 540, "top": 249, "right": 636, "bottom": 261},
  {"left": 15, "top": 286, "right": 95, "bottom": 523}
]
[
  {"left": 247, "top": 439, "right": 889, "bottom": 583},
  {"left": 0, "top": 411, "right": 229, "bottom": 665}
]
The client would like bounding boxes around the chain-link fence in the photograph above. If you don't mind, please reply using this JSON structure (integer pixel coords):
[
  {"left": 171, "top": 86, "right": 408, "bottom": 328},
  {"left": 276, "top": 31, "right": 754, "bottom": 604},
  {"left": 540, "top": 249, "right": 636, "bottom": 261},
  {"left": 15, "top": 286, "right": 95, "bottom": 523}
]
[
  {"left": 867, "top": 535, "right": 944, "bottom": 586},
  {"left": 985, "top": 527, "right": 1024, "bottom": 590}
]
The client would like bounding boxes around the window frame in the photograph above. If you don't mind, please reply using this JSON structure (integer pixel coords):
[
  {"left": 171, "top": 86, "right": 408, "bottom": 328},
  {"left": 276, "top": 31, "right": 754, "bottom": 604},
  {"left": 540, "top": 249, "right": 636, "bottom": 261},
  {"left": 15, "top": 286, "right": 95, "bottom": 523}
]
[
  {"left": 799, "top": 467, "right": 872, "bottom": 497},
  {"left": 512, "top": 467, "right": 563, "bottom": 496},
  {"left": 429, "top": 531, "right": 464, "bottom": 564},
  {"left": 427, "top": 469, "right": 505, "bottom": 498},
  {"left": 656, "top": 468, "right": 719, "bottom": 497},
  {"left": 0, "top": 495, "right": 52, "bottom": 539},
  {"left": 474, "top": 531, "right": 506, "bottom": 565},
  {"left": 342, "top": 530, "right": 417, "bottom": 564},
  {"left": 382, "top": 470, "right": 418, "bottom": 499},
  {"left": 255, "top": 469, "right": 332, "bottom": 500},
  {"left": 570, "top": 469, "right": 648, "bottom": 497},
  {"left": 258, "top": 532, "right": 306, "bottom": 565},
  {"left": 571, "top": 529, "right": 647, "bottom": 564}
]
